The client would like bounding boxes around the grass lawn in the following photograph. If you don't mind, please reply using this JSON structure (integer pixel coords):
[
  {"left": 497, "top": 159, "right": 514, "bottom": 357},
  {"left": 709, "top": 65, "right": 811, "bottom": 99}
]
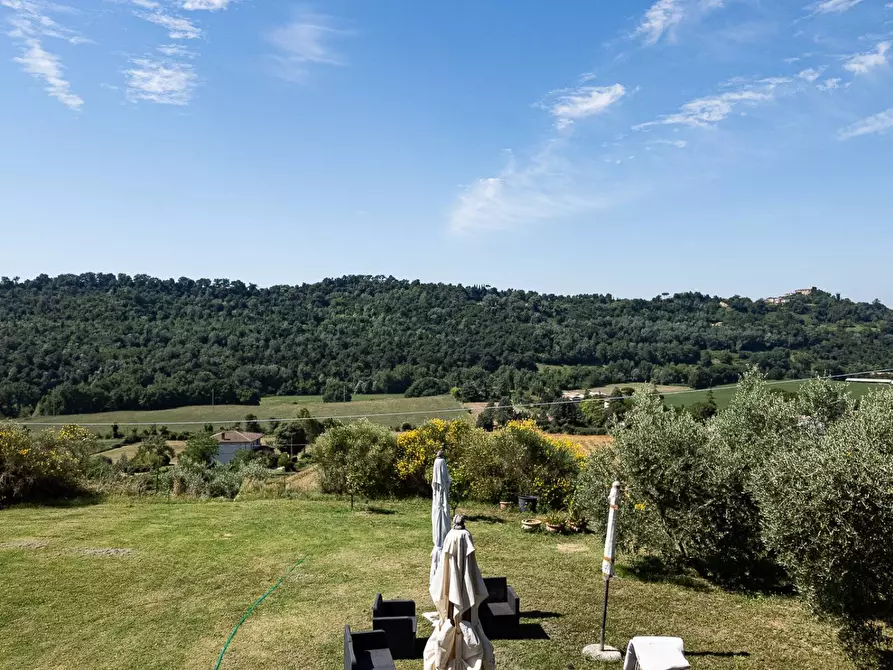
[
  {"left": 662, "top": 380, "right": 888, "bottom": 410},
  {"left": 0, "top": 498, "right": 852, "bottom": 670},
  {"left": 100, "top": 440, "right": 188, "bottom": 463},
  {"left": 19, "top": 394, "right": 468, "bottom": 433}
]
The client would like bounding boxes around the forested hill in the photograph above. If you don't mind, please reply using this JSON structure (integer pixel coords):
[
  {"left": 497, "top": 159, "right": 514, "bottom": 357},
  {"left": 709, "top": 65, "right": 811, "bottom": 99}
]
[{"left": 1, "top": 273, "right": 891, "bottom": 417}]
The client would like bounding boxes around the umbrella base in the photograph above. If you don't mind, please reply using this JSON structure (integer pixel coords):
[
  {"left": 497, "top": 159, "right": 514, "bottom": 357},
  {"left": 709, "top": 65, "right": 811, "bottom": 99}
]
[{"left": 583, "top": 644, "right": 622, "bottom": 663}]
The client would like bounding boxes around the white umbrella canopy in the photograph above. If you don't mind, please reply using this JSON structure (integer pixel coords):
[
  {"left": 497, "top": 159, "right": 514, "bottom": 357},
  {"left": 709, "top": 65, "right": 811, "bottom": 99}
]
[
  {"left": 424, "top": 516, "right": 495, "bottom": 670},
  {"left": 430, "top": 452, "right": 451, "bottom": 585}
]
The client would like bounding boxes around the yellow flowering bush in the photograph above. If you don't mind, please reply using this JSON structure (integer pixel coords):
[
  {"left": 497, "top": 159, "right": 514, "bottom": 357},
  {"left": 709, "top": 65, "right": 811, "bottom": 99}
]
[
  {"left": 485, "top": 420, "right": 584, "bottom": 509},
  {"left": 392, "top": 418, "right": 581, "bottom": 507},
  {"left": 395, "top": 419, "right": 482, "bottom": 496},
  {"left": 0, "top": 423, "right": 94, "bottom": 504},
  {"left": 323, "top": 416, "right": 582, "bottom": 507}
]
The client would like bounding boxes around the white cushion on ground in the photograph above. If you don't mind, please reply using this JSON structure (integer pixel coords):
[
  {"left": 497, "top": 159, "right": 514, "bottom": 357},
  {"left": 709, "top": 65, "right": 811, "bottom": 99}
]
[{"left": 623, "top": 636, "right": 690, "bottom": 670}]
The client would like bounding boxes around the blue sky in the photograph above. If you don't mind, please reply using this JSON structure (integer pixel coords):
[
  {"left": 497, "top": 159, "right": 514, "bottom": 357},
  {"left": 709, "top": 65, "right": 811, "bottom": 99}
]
[{"left": 1, "top": 0, "right": 892, "bottom": 303}]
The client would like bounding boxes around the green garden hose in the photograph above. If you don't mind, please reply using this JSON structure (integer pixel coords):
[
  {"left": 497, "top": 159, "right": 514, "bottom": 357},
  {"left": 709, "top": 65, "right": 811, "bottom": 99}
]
[{"left": 214, "top": 556, "right": 307, "bottom": 670}]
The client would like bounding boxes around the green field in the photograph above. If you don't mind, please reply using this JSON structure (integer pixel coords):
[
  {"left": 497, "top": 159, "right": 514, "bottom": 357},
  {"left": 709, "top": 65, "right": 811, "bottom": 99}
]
[
  {"left": 0, "top": 498, "right": 853, "bottom": 670},
  {"left": 19, "top": 394, "right": 469, "bottom": 433},
  {"left": 661, "top": 380, "right": 889, "bottom": 410}
]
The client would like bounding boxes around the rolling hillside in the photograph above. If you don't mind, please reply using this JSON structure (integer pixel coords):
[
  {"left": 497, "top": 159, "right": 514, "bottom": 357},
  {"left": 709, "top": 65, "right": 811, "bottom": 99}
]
[{"left": 2, "top": 274, "right": 892, "bottom": 418}]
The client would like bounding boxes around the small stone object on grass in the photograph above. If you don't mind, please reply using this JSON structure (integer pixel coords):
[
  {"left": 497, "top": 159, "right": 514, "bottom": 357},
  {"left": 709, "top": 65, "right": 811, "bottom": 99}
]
[{"left": 582, "top": 644, "right": 622, "bottom": 663}]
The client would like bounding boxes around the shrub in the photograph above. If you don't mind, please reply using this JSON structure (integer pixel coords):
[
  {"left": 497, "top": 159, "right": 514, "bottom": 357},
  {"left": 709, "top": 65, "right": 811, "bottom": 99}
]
[
  {"left": 277, "top": 452, "right": 294, "bottom": 471},
  {"left": 395, "top": 419, "right": 476, "bottom": 496},
  {"left": 699, "top": 371, "right": 799, "bottom": 589},
  {"left": 229, "top": 448, "right": 261, "bottom": 468},
  {"left": 161, "top": 458, "right": 271, "bottom": 499},
  {"left": 0, "top": 423, "right": 94, "bottom": 504},
  {"left": 322, "top": 379, "right": 352, "bottom": 403},
  {"left": 181, "top": 432, "right": 219, "bottom": 464},
  {"left": 577, "top": 392, "right": 714, "bottom": 565},
  {"left": 487, "top": 420, "right": 583, "bottom": 509},
  {"left": 314, "top": 419, "right": 396, "bottom": 499},
  {"left": 274, "top": 422, "right": 307, "bottom": 453},
  {"left": 575, "top": 373, "right": 797, "bottom": 590},
  {"left": 244, "top": 414, "right": 262, "bottom": 434},
  {"left": 753, "top": 388, "right": 893, "bottom": 667},
  {"left": 131, "top": 435, "right": 174, "bottom": 472},
  {"left": 392, "top": 417, "right": 582, "bottom": 508},
  {"left": 575, "top": 426, "right": 677, "bottom": 559},
  {"left": 404, "top": 377, "right": 449, "bottom": 398}
]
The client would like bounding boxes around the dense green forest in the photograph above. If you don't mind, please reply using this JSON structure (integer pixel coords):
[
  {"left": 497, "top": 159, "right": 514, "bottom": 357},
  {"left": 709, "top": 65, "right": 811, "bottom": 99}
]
[{"left": 0, "top": 273, "right": 891, "bottom": 418}]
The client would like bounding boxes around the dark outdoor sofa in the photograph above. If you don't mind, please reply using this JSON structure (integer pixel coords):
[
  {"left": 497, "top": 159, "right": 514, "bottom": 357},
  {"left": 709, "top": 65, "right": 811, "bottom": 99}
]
[
  {"left": 480, "top": 577, "right": 520, "bottom": 638},
  {"left": 344, "top": 626, "right": 396, "bottom": 670},
  {"left": 372, "top": 594, "right": 417, "bottom": 659}
]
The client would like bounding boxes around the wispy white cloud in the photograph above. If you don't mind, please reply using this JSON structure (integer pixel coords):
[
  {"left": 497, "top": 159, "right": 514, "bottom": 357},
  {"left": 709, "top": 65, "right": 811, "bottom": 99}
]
[
  {"left": 549, "top": 83, "right": 626, "bottom": 129},
  {"left": 837, "top": 108, "right": 893, "bottom": 139},
  {"left": 130, "top": 0, "right": 160, "bottom": 8},
  {"left": 634, "top": 0, "right": 724, "bottom": 45},
  {"left": 136, "top": 10, "right": 202, "bottom": 39},
  {"left": 449, "top": 142, "right": 609, "bottom": 233},
  {"left": 843, "top": 41, "right": 890, "bottom": 74},
  {"left": 4, "top": 1, "right": 87, "bottom": 44},
  {"left": 265, "top": 11, "right": 352, "bottom": 82},
  {"left": 797, "top": 67, "right": 824, "bottom": 82},
  {"left": 2, "top": 0, "right": 85, "bottom": 109},
  {"left": 635, "top": 78, "right": 790, "bottom": 129},
  {"left": 810, "top": 0, "right": 864, "bottom": 14},
  {"left": 636, "top": 0, "right": 685, "bottom": 45},
  {"left": 650, "top": 139, "right": 689, "bottom": 148},
  {"left": 125, "top": 54, "right": 197, "bottom": 105},
  {"left": 13, "top": 37, "right": 83, "bottom": 108},
  {"left": 156, "top": 43, "right": 194, "bottom": 58},
  {"left": 817, "top": 76, "right": 841, "bottom": 90},
  {"left": 181, "top": 0, "right": 232, "bottom": 10}
]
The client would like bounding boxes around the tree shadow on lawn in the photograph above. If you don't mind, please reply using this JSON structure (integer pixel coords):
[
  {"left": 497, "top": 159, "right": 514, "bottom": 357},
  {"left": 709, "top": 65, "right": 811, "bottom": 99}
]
[
  {"left": 464, "top": 514, "right": 506, "bottom": 524},
  {"left": 4, "top": 491, "right": 106, "bottom": 511},
  {"left": 520, "top": 610, "right": 562, "bottom": 619},
  {"left": 364, "top": 505, "right": 397, "bottom": 515},
  {"left": 617, "top": 555, "right": 712, "bottom": 593}
]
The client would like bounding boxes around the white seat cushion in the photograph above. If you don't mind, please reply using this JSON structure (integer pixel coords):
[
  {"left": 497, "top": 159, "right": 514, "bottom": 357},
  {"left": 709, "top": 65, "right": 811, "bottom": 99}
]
[{"left": 623, "top": 636, "right": 690, "bottom": 670}]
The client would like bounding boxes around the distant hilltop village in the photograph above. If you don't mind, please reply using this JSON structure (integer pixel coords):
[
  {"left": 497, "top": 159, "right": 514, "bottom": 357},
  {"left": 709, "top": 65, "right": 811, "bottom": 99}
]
[{"left": 765, "top": 287, "right": 815, "bottom": 305}]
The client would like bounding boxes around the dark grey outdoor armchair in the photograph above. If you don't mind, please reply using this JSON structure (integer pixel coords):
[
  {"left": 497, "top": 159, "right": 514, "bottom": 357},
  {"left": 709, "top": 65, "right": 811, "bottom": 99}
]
[
  {"left": 480, "top": 576, "right": 521, "bottom": 638},
  {"left": 371, "top": 593, "right": 417, "bottom": 659},
  {"left": 343, "top": 626, "right": 396, "bottom": 670}
]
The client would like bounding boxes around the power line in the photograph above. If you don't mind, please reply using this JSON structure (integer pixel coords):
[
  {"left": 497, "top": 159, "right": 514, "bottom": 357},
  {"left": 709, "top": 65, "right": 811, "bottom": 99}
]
[{"left": 15, "top": 366, "right": 893, "bottom": 428}]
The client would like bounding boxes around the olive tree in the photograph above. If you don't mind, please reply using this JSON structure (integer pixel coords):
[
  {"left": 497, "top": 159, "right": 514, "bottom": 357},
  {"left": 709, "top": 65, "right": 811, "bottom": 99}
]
[
  {"left": 314, "top": 419, "right": 396, "bottom": 507},
  {"left": 754, "top": 388, "right": 893, "bottom": 667}
]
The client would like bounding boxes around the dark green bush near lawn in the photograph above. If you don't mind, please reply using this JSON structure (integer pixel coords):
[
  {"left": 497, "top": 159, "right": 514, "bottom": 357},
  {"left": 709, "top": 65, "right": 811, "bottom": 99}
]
[
  {"left": 575, "top": 371, "right": 893, "bottom": 666},
  {"left": 753, "top": 389, "right": 893, "bottom": 668},
  {"left": 314, "top": 419, "right": 397, "bottom": 499}
]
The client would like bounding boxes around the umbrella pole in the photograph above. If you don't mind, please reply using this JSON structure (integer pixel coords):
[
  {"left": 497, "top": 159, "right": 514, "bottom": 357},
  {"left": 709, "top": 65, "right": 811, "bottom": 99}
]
[{"left": 598, "top": 576, "right": 610, "bottom": 651}]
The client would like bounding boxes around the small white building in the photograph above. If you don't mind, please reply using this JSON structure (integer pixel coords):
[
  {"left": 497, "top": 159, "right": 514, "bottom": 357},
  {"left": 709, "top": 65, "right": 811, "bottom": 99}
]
[{"left": 212, "top": 430, "right": 267, "bottom": 465}]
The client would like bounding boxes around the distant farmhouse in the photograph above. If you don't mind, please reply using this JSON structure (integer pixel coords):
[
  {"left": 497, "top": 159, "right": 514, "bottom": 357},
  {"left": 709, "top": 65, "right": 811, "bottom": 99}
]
[
  {"left": 212, "top": 430, "right": 270, "bottom": 465},
  {"left": 766, "top": 288, "right": 814, "bottom": 305}
]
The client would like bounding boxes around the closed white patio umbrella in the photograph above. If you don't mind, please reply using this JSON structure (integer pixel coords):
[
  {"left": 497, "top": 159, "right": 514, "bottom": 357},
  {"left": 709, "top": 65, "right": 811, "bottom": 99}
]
[
  {"left": 424, "top": 515, "right": 495, "bottom": 670},
  {"left": 430, "top": 450, "right": 451, "bottom": 585}
]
